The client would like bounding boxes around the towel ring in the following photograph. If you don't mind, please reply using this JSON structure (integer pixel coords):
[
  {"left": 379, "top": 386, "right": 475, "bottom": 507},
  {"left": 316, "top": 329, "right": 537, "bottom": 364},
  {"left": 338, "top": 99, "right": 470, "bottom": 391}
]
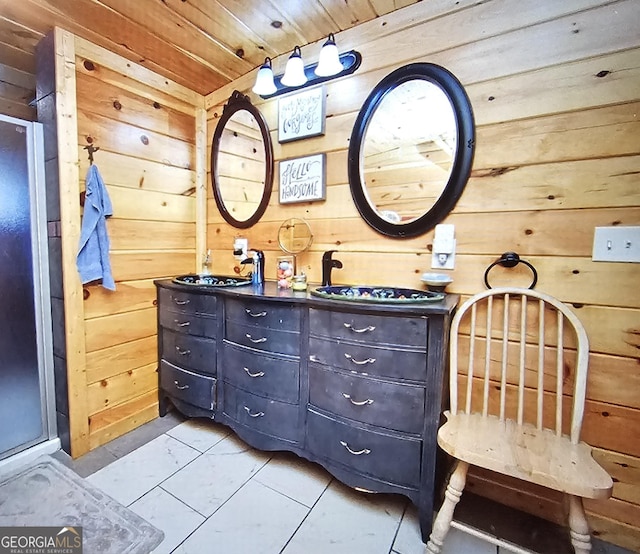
[{"left": 483, "top": 251, "right": 538, "bottom": 289}]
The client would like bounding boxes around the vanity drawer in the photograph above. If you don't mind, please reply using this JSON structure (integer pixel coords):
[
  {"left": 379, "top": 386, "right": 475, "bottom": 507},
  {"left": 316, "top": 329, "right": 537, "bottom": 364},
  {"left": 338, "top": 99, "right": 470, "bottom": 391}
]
[
  {"left": 160, "top": 360, "right": 216, "bottom": 411},
  {"left": 222, "top": 343, "right": 299, "bottom": 403},
  {"left": 309, "top": 337, "right": 427, "bottom": 382},
  {"left": 158, "top": 287, "right": 217, "bottom": 316},
  {"left": 306, "top": 409, "right": 421, "bottom": 488},
  {"left": 223, "top": 383, "right": 300, "bottom": 442},
  {"left": 308, "top": 364, "right": 424, "bottom": 434},
  {"left": 225, "top": 321, "right": 300, "bottom": 356},
  {"left": 160, "top": 309, "right": 217, "bottom": 338},
  {"left": 225, "top": 298, "right": 301, "bottom": 331},
  {"left": 309, "top": 308, "right": 428, "bottom": 349},
  {"left": 161, "top": 329, "right": 216, "bottom": 375}
]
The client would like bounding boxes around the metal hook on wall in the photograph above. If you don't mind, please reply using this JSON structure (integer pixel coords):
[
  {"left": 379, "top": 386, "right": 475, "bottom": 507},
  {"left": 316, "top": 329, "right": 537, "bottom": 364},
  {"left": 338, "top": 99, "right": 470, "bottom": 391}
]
[
  {"left": 80, "top": 143, "right": 100, "bottom": 206},
  {"left": 483, "top": 251, "right": 538, "bottom": 289},
  {"left": 83, "top": 144, "right": 100, "bottom": 165}
]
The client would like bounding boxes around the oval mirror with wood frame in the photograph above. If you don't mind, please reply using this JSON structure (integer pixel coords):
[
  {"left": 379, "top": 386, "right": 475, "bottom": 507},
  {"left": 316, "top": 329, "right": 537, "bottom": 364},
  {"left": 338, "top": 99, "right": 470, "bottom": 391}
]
[
  {"left": 348, "top": 63, "right": 475, "bottom": 238},
  {"left": 211, "top": 90, "right": 274, "bottom": 229}
]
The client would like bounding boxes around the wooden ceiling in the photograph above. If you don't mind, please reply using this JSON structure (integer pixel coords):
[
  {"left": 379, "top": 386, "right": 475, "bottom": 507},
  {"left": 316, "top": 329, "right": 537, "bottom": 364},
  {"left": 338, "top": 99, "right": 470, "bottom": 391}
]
[{"left": 0, "top": 0, "right": 420, "bottom": 99}]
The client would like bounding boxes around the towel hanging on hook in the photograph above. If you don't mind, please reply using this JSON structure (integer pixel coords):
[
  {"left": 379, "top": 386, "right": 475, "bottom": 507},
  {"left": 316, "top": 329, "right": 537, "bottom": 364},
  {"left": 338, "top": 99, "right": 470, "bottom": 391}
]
[{"left": 77, "top": 164, "right": 115, "bottom": 291}]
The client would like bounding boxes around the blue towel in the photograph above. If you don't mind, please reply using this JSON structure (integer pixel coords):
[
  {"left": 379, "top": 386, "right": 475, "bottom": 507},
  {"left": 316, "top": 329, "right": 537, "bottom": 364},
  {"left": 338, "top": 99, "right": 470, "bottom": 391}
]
[{"left": 77, "top": 165, "right": 115, "bottom": 290}]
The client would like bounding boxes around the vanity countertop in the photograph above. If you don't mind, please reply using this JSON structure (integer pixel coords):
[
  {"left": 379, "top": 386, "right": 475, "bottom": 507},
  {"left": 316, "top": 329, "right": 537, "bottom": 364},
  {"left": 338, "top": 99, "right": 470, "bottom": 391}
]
[{"left": 154, "top": 279, "right": 458, "bottom": 315}]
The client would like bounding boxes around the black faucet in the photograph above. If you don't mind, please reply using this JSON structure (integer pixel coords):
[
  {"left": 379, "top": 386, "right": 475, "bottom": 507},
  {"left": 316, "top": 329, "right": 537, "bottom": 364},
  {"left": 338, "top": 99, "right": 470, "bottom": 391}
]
[{"left": 322, "top": 250, "right": 343, "bottom": 286}]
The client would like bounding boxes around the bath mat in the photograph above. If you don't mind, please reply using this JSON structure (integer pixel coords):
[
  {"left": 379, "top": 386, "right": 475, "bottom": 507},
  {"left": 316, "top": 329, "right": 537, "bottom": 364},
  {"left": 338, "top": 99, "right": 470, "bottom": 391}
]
[{"left": 0, "top": 455, "right": 163, "bottom": 553}]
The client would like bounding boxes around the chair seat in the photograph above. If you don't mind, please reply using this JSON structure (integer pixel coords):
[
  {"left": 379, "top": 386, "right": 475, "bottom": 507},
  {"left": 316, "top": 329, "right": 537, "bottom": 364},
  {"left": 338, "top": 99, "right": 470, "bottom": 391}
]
[{"left": 437, "top": 412, "right": 613, "bottom": 500}]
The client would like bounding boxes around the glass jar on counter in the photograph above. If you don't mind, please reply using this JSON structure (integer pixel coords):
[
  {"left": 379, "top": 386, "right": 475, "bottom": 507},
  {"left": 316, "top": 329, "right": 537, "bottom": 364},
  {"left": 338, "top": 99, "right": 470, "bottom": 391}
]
[{"left": 292, "top": 273, "right": 308, "bottom": 291}]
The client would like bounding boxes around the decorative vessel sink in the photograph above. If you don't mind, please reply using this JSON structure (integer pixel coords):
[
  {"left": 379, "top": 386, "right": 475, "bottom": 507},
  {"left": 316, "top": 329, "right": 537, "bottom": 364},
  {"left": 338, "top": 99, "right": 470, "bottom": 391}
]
[
  {"left": 310, "top": 285, "right": 444, "bottom": 304},
  {"left": 172, "top": 274, "right": 252, "bottom": 287}
]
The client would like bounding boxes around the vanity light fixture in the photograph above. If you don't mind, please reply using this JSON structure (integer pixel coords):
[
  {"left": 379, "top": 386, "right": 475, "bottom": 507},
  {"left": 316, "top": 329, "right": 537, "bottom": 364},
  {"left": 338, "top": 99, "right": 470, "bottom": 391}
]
[
  {"left": 315, "top": 33, "right": 343, "bottom": 77},
  {"left": 281, "top": 46, "right": 307, "bottom": 87},
  {"left": 252, "top": 35, "right": 362, "bottom": 99},
  {"left": 251, "top": 57, "right": 277, "bottom": 96}
]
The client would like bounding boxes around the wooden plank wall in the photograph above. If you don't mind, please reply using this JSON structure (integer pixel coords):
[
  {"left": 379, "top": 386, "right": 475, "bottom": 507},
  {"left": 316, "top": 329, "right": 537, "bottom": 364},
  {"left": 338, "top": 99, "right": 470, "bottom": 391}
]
[
  {"left": 0, "top": 63, "right": 36, "bottom": 120},
  {"left": 204, "top": 0, "right": 640, "bottom": 550},
  {"left": 0, "top": 14, "right": 39, "bottom": 120},
  {"left": 51, "top": 30, "right": 204, "bottom": 456}
]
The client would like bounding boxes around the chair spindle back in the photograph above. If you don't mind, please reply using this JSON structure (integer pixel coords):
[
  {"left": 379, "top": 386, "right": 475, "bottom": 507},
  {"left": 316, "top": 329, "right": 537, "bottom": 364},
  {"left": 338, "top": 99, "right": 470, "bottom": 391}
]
[{"left": 449, "top": 287, "right": 589, "bottom": 443}]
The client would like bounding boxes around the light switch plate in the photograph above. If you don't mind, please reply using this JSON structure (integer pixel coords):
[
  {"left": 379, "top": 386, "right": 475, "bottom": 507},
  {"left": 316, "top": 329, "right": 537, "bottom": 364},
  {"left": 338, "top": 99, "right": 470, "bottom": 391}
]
[{"left": 592, "top": 226, "right": 640, "bottom": 262}]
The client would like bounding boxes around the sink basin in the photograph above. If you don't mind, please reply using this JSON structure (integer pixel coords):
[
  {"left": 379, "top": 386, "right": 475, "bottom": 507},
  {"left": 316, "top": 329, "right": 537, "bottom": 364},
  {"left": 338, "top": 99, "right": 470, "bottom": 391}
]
[
  {"left": 310, "top": 285, "right": 444, "bottom": 304},
  {"left": 172, "top": 274, "right": 252, "bottom": 287}
]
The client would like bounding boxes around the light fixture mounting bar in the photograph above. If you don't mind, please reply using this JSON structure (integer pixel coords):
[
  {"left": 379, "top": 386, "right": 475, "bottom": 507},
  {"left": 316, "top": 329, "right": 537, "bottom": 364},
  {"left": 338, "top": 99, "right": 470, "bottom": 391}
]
[{"left": 258, "top": 50, "right": 362, "bottom": 99}]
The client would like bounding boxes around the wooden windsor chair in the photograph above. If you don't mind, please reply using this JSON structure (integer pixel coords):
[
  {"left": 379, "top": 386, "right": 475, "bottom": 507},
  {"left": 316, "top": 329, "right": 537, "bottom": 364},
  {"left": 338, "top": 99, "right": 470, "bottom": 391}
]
[{"left": 426, "top": 287, "right": 612, "bottom": 554}]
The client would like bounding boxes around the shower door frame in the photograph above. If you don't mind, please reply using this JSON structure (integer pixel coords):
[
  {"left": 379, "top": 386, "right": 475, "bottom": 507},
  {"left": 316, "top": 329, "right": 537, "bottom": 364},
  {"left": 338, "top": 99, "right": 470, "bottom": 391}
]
[{"left": 0, "top": 114, "right": 58, "bottom": 464}]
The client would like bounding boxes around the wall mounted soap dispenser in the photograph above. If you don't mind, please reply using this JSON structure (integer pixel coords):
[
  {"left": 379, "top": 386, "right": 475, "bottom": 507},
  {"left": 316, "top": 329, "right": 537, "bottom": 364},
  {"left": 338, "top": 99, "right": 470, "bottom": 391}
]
[
  {"left": 233, "top": 237, "right": 248, "bottom": 261},
  {"left": 431, "top": 224, "right": 456, "bottom": 270}
]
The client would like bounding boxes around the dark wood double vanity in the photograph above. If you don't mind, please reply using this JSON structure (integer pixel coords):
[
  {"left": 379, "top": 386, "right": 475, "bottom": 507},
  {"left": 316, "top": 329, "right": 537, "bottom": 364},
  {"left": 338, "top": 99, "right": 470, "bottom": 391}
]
[{"left": 155, "top": 279, "right": 457, "bottom": 541}]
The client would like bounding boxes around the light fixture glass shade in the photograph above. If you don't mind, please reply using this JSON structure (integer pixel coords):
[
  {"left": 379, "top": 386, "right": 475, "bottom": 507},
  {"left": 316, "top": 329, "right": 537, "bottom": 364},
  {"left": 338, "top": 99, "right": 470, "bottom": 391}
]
[
  {"left": 315, "top": 34, "right": 343, "bottom": 77},
  {"left": 252, "top": 58, "right": 277, "bottom": 95},
  {"left": 281, "top": 46, "right": 307, "bottom": 87}
]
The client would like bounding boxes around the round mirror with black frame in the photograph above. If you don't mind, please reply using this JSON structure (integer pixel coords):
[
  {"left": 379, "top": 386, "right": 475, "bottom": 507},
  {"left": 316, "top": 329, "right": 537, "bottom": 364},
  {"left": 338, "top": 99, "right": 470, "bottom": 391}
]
[
  {"left": 348, "top": 63, "right": 475, "bottom": 238},
  {"left": 211, "top": 90, "right": 274, "bottom": 229}
]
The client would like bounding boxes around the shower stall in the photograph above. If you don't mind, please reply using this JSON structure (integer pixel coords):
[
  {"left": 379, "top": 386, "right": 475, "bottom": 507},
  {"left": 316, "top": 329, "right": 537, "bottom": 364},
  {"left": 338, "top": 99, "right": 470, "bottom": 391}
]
[{"left": 0, "top": 114, "right": 58, "bottom": 469}]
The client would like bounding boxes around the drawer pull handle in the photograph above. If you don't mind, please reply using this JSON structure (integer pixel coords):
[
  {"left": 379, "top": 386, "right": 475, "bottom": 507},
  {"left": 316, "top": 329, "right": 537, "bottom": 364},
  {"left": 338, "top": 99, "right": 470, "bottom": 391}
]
[
  {"left": 245, "top": 309, "right": 267, "bottom": 317},
  {"left": 340, "top": 441, "right": 371, "bottom": 456},
  {"left": 309, "top": 355, "right": 320, "bottom": 363},
  {"left": 175, "top": 346, "right": 191, "bottom": 356},
  {"left": 174, "top": 380, "right": 189, "bottom": 390},
  {"left": 175, "top": 320, "right": 191, "bottom": 327},
  {"left": 343, "top": 323, "right": 376, "bottom": 333},
  {"left": 244, "top": 367, "right": 265, "bottom": 378},
  {"left": 173, "top": 298, "right": 190, "bottom": 306},
  {"left": 245, "top": 333, "right": 267, "bottom": 343},
  {"left": 344, "top": 353, "right": 376, "bottom": 365},
  {"left": 243, "top": 406, "right": 265, "bottom": 418},
  {"left": 342, "top": 393, "right": 373, "bottom": 406}
]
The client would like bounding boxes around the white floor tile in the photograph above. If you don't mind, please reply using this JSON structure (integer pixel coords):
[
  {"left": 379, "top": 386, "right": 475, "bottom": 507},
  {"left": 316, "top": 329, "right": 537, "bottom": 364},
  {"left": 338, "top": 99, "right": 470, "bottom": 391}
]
[
  {"left": 393, "top": 503, "right": 427, "bottom": 554},
  {"left": 441, "top": 527, "right": 497, "bottom": 554},
  {"left": 161, "top": 433, "right": 270, "bottom": 516},
  {"left": 173, "top": 479, "right": 309, "bottom": 554},
  {"left": 282, "top": 480, "right": 406, "bottom": 554},
  {"left": 86, "top": 434, "right": 199, "bottom": 506},
  {"left": 254, "top": 451, "right": 331, "bottom": 507},
  {"left": 129, "top": 486, "right": 205, "bottom": 554},
  {"left": 166, "top": 419, "right": 230, "bottom": 453}
]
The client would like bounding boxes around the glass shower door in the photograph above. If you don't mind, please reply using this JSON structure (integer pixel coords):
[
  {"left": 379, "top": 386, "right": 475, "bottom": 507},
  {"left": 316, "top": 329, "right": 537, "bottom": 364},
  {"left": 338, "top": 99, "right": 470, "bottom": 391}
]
[{"left": 0, "top": 115, "right": 55, "bottom": 459}]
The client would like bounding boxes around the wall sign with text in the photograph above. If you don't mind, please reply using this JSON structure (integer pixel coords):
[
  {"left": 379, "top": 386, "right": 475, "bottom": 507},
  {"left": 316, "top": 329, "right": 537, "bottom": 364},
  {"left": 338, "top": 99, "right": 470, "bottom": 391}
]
[
  {"left": 278, "top": 86, "right": 325, "bottom": 143},
  {"left": 279, "top": 154, "right": 326, "bottom": 204}
]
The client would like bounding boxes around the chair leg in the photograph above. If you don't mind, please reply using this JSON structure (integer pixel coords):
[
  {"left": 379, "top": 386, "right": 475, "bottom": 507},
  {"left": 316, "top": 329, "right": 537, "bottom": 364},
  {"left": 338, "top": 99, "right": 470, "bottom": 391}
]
[
  {"left": 426, "top": 461, "right": 469, "bottom": 554},
  {"left": 568, "top": 495, "right": 592, "bottom": 554}
]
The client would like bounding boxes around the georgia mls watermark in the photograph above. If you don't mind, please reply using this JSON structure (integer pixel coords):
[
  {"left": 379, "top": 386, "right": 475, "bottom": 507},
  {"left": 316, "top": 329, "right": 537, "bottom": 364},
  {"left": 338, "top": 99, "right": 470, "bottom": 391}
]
[{"left": 0, "top": 527, "right": 82, "bottom": 554}]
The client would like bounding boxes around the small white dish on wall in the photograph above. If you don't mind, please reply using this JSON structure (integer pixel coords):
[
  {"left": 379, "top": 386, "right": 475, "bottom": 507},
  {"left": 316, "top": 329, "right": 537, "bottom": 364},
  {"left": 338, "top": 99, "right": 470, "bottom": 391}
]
[{"left": 421, "top": 272, "right": 453, "bottom": 292}]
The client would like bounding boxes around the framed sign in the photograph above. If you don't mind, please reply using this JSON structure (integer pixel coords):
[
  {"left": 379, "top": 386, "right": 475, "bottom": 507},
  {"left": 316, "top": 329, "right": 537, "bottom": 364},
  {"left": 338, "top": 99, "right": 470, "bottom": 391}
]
[
  {"left": 278, "top": 86, "right": 325, "bottom": 143},
  {"left": 279, "top": 154, "right": 326, "bottom": 204}
]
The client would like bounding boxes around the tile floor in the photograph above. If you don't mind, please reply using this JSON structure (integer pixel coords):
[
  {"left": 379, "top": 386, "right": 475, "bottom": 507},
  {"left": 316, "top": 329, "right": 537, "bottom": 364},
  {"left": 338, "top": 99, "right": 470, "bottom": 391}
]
[{"left": 53, "top": 414, "right": 631, "bottom": 554}]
